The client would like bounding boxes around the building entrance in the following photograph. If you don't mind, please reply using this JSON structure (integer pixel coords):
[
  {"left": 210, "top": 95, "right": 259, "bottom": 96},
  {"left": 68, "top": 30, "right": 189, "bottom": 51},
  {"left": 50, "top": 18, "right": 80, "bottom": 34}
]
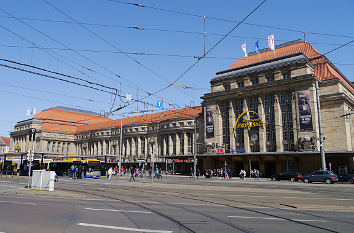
[{"left": 264, "top": 161, "right": 276, "bottom": 177}]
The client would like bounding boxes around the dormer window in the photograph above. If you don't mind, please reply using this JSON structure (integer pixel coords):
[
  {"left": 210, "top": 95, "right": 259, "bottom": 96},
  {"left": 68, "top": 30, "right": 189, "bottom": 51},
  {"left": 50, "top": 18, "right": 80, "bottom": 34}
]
[
  {"left": 251, "top": 78, "right": 259, "bottom": 85},
  {"left": 266, "top": 75, "right": 274, "bottom": 82},
  {"left": 238, "top": 81, "right": 244, "bottom": 88},
  {"left": 224, "top": 83, "right": 230, "bottom": 91},
  {"left": 282, "top": 72, "right": 291, "bottom": 79}
]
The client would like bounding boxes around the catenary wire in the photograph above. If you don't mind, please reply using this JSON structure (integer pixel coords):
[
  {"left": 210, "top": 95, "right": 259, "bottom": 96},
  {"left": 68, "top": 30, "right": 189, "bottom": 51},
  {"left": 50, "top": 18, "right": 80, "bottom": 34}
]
[
  {"left": 108, "top": 0, "right": 354, "bottom": 39},
  {"left": 1, "top": 15, "right": 354, "bottom": 48},
  {"left": 41, "top": 0, "right": 199, "bottom": 102},
  {"left": 0, "top": 8, "right": 187, "bottom": 108}
]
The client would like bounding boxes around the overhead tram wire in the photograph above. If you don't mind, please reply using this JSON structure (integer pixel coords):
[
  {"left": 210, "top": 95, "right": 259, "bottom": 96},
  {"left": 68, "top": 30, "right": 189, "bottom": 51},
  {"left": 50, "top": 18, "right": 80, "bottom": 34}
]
[
  {"left": 0, "top": 25, "right": 187, "bottom": 109},
  {"left": 114, "top": 0, "right": 268, "bottom": 110},
  {"left": 108, "top": 0, "right": 354, "bottom": 40},
  {"left": 1, "top": 43, "right": 354, "bottom": 68},
  {"left": 2, "top": 15, "right": 354, "bottom": 47},
  {"left": 0, "top": 8, "right": 185, "bottom": 108},
  {"left": 0, "top": 60, "right": 186, "bottom": 114},
  {"left": 42, "top": 0, "right": 199, "bottom": 102},
  {"left": 0, "top": 81, "right": 111, "bottom": 105}
]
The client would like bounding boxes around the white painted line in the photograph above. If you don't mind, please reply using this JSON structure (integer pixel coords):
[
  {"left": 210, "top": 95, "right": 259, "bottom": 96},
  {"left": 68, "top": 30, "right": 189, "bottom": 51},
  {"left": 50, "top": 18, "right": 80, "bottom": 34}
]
[
  {"left": 78, "top": 223, "right": 173, "bottom": 233},
  {"left": 0, "top": 201, "right": 38, "bottom": 206},
  {"left": 292, "top": 219, "right": 327, "bottom": 222},
  {"left": 85, "top": 207, "right": 151, "bottom": 214},
  {"left": 228, "top": 216, "right": 326, "bottom": 222}
]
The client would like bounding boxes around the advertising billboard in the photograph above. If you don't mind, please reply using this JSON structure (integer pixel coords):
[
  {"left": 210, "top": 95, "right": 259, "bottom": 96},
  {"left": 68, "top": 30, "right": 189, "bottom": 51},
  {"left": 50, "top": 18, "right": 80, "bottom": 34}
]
[
  {"left": 298, "top": 91, "right": 313, "bottom": 131},
  {"left": 206, "top": 106, "right": 215, "bottom": 138}
]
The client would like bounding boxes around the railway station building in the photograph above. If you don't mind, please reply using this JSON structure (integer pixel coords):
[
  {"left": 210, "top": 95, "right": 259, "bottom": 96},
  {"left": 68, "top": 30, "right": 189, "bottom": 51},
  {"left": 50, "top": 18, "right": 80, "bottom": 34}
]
[
  {"left": 200, "top": 40, "right": 354, "bottom": 176},
  {"left": 3, "top": 39, "right": 354, "bottom": 177}
]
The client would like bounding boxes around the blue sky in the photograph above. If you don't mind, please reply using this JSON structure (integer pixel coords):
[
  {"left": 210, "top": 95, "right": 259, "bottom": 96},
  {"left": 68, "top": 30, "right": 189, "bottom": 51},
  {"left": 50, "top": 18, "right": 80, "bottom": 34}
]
[{"left": 0, "top": 0, "right": 353, "bottom": 136}]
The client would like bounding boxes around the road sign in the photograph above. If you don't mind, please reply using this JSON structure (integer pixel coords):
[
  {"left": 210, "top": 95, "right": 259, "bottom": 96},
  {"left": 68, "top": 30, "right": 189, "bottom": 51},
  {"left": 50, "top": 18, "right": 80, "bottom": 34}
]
[
  {"left": 157, "top": 101, "right": 162, "bottom": 107},
  {"left": 27, "top": 150, "right": 34, "bottom": 162}
]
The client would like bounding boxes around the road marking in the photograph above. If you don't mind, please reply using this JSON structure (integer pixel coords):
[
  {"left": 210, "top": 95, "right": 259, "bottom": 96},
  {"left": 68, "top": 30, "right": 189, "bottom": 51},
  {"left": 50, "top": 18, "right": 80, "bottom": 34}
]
[
  {"left": 0, "top": 201, "right": 38, "bottom": 206},
  {"left": 129, "top": 201, "right": 160, "bottom": 204},
  {"left": 78, "top": 223, "right": 173, "bottom": 233},
  {"left": 85, "top": 207, "right": 151, "bottom": 214},
  {"left": 172, "top": 202, "right": 223, "bottom": 206},
  {"left": 228, "top": 216, "right": 326, "bottom": 222}
]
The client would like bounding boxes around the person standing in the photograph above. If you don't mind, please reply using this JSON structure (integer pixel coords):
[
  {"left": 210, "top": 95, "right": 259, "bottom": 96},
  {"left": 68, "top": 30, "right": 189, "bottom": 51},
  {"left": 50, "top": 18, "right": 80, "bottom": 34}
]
[{"left": 129, "top": 167, "right": 135, "bottom": 182}]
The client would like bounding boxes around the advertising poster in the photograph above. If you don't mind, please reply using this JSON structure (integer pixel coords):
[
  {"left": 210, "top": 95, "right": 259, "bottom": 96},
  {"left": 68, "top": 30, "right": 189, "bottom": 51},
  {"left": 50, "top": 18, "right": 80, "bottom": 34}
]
[
  {"left": 298, "top": 91, "right": 313, "bottom": 131},
  {"left": 206, "top": 106, "right": 215, "bottom": 138}
]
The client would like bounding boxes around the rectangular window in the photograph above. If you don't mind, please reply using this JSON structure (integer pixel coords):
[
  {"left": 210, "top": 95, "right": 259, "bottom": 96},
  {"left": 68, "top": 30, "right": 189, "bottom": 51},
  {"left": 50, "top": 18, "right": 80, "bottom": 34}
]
[
  {"left": 141, "top": 137, "right": 145, "bottom": 155},
  {"left": 251, "top": 79, "right": 259, "bottom": 85},
  {"left": 172, "top": 123, "right": 176, "bottom": 128},
  {"left": 221, "top": 102, "right": 230, "bottom": 151},
  {"left": 238, "top": 81, "right": 244, "bottom": 88},
  {"left": 179, "top": 122, "right": 184, "bottom": 127},
  {"left": 62, "top": 143, "right": 65, "bottom": 153},
  {"left": 57, "top": 142, "right": 61, "bottom": 152},
  {"left": 101, "top": 142, "right": 103, "bottom": 155},
  {"left": 187, "top": 133, "right": 193, "bottom": 153},
  {"left": 172, "top": 134, "right": 177, "bottom": 155},
  {"left": 106, "top": 141, "right": 109, "bottom": 154},
  {"left": 135, "top": 138, "right": 138, "bottom": 155},
  {"left": 283, "top": 72, "right": 291, "bottom": 79},
  {"left": 224, "top": 84, "right": 230, "bottom": 90},
  {"left": 67, "top": 143, "right": 70, "bottom": 154},
  {"left": 265, "top": 95, "right": 276, "bottom": 152},
  {"left": 180, "top": 133, "right": 184, "bottom": 154},
  {"left": 266, "top": 75, "right": 274, "bottom": 82},
  {"left": 47, "top": 141, "right": 50, "bottom": 151},
  {"left": 165, "top": 135, "right": 169, "bottom": 155}
]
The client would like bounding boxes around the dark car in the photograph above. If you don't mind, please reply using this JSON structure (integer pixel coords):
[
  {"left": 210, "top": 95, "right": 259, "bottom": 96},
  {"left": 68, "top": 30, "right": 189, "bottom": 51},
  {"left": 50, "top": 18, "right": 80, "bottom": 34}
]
[
  {"left": 302, "top": 170, "right": 338, "bottom": 184},
  {"left": 337, "top": 173, "right": 354, "bottom": 184},
  {"left": 271, "top": 171, "right": 302, "bottom": 182}
]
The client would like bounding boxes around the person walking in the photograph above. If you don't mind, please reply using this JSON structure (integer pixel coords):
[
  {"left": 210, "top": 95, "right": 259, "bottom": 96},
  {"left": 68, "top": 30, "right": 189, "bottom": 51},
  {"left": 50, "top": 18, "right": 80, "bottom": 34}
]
[
  {"left": 107, "top": 167, "right": 113, "bottom": 179},
  {"left": 129, "top": 167, "right": 135, "bottom": 182}
]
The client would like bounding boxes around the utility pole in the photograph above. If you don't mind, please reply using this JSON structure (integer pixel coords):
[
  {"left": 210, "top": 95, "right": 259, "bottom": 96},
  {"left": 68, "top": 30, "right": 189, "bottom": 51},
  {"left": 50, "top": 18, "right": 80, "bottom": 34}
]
[
  {"left": 151, "top": 152, "right": 155, "bottom": 184},
  {"left": 119, "top": 119, "right": 123, "bottom": 176},
  {"left": 315, "top": 79, "right": 326, "bottom": 170},
  {"left": 193, "top": 120, "right": 197, "bottom": 182},
  {"left": 27, "top": 128, "right": 36, "bottom": 189}
]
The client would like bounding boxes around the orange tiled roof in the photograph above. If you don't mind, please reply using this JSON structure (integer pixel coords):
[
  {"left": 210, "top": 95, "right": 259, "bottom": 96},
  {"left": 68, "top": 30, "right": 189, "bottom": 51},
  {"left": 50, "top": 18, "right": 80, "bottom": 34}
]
[
  {"left": 76, "top": 106, "right": 202, "bottom": 132},
  {"left": 34, "top": 108, "right": 111, "bottom": 133},
  {"left": 229, "top": 41, "right": 354, "bottom": 92},
  {"left": 0, "top": 136, "right": 10, "bottom": 144}
]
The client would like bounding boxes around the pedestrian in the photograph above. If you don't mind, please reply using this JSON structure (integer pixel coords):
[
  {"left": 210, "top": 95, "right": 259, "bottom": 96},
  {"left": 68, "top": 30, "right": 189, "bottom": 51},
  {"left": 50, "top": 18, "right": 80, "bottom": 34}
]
[
  {"left": 107, "top": 167, "right": 113, "bottom": 179},
  {"left": 129, "top": 167, "right": 135, "bottom": 182},
  {"left": 71, "top": 165, "right": 76, "bottom": 179},
  {"left": 114, "top": 166, "right": 118, "bottom": 176}
]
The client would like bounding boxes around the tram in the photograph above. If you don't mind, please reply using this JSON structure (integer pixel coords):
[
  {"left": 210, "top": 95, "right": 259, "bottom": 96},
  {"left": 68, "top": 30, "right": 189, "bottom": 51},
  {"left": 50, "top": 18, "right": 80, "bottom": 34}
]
[{"left": 49, "top": 158, "right": 103, "bottom": 178}]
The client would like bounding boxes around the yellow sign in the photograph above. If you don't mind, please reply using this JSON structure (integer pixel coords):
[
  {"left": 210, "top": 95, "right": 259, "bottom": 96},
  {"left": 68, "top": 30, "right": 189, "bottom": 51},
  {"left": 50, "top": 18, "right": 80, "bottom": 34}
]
[{"left": 234, "top": 110, "right": 268, "bottom": 131}]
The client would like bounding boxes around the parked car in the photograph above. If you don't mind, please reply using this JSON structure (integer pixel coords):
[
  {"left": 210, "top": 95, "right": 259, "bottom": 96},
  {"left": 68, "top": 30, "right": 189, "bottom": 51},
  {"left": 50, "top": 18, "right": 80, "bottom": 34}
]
[
  {"left": 271, "top": 171, "right": 302, "bottom": 182},
  {"left": 302, "top": 170, "right": 338, "bottom": 184},
  {"left": 337, "top": 173, "right": 354, "bottom": 184}
]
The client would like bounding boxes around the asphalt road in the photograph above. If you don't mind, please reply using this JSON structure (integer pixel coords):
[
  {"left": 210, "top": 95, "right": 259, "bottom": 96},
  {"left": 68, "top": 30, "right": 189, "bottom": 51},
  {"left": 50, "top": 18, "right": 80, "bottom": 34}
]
[{"left": 0, "top": 175, "right": 353, "bottom": 233}]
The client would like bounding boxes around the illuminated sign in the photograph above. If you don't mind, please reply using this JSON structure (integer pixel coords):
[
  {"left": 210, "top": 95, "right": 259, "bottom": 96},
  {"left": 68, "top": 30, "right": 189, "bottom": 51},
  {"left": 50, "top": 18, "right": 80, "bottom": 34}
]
[{"left": 233, "top": 110, "right": 268, "bottom": 130}]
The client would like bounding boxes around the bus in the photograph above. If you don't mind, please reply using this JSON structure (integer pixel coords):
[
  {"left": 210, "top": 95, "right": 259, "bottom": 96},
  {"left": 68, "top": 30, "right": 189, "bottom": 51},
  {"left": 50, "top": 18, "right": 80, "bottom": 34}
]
[{"left": 49, "top": 158, "right": 103, "bottom": 178}]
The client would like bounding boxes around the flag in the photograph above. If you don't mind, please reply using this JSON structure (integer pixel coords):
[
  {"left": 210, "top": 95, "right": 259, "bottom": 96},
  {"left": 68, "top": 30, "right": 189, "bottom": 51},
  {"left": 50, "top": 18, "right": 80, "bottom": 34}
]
[
  {"left": 255, "top": 40, "right": 260, "bottom": 54},
  {"left": 241, "top": 43, "right": 247, "bottom": 57},
  {"left": 26, "top": 108, "right": 31, "bottom": 117},
  {"left": 31, "top": 107, "right": 37, "bottom": 115},
  {"left": 126, "top": 93, "right": 132, "bottom": 101},
  {"left": 268, "top": 34, "right": 275, "bottom": 50}
]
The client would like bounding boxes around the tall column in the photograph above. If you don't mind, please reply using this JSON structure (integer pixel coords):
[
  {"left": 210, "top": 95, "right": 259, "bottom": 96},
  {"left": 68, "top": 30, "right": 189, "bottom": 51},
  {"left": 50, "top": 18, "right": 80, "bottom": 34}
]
[
  {"left": 229, "top": 100, "right": 236, "bottom": 149},
  {"left": 176, "top": 133, "right": 180, "bottom": 155},
  {"left": 258, "top": 97, "right": 266, "bottom": 152},
  {"left": 102, "top": 140, "right": 106, "bottom": 155},
  {"left": 274, "top": 95, "right": 284, "bottom": 151},
  {"left": 137, "top": 137, "right": 141, "bottom": 159},
  {"left": 243, "top": 99, "right": 251, "bottom": 153}
]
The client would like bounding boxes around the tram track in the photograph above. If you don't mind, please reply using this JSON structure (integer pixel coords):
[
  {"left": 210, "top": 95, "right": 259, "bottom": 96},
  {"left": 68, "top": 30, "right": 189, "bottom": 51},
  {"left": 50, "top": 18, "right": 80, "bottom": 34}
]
[{"left": 56, "top": 182, "right": 342, "bottom": 233}]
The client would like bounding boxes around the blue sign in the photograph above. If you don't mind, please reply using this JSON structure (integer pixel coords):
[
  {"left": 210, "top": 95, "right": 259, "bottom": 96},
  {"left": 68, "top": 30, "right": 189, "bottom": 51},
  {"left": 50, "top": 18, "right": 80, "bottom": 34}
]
[
  {"left": 145, "top": 162, "right": 147, "bottom": 166},
  {"left": 229, "top": 147, "right": 246, "bottom": 153},
  {"left": 157, "top": 101, "right": 163, "bottom": 107}
]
